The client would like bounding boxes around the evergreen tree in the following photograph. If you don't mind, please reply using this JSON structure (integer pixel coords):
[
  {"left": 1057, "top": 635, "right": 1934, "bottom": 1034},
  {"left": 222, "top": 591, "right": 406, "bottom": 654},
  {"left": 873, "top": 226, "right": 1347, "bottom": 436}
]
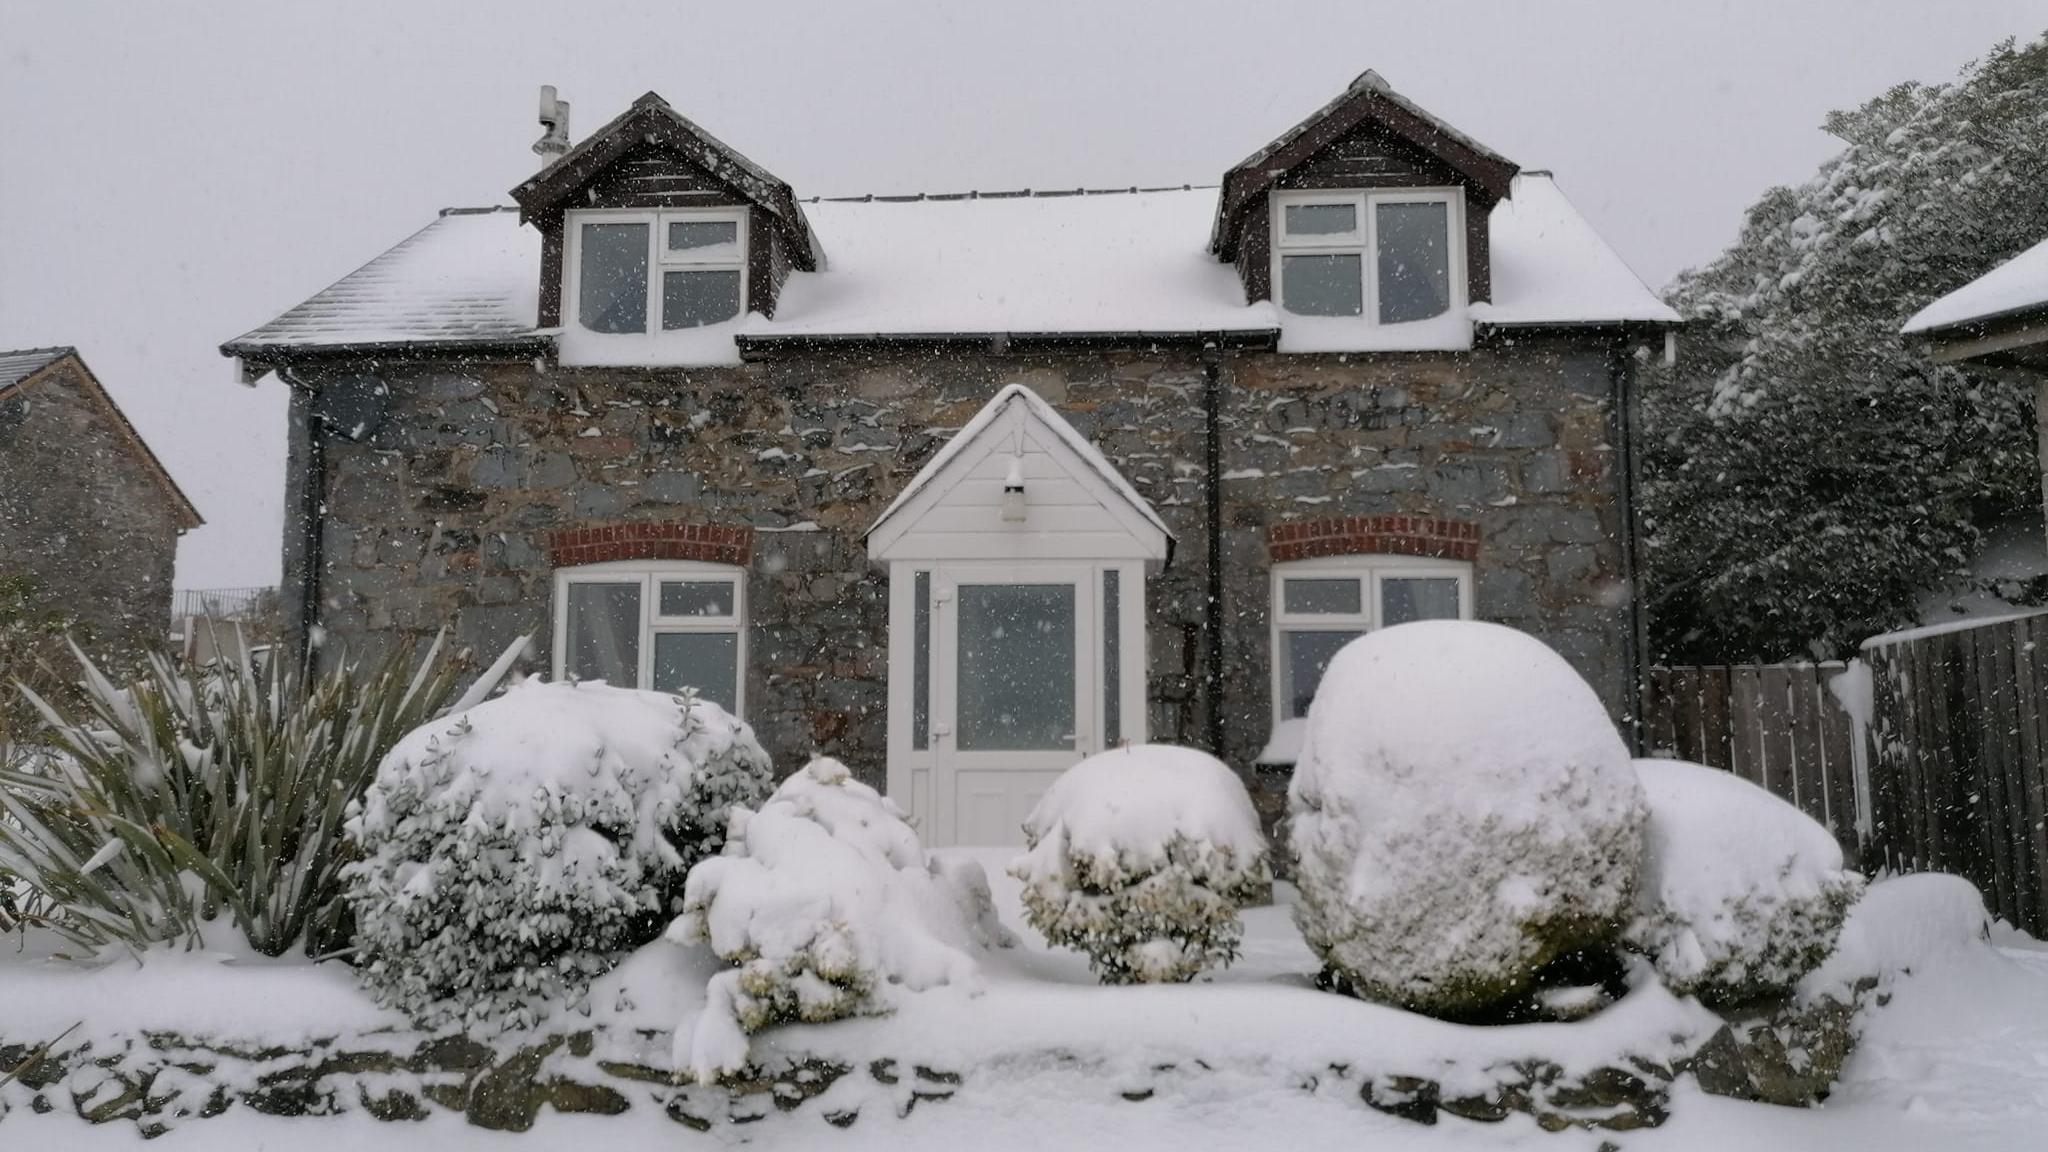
[{"left": 1645, "top": 36, "right": 2048, "bottom": 662}]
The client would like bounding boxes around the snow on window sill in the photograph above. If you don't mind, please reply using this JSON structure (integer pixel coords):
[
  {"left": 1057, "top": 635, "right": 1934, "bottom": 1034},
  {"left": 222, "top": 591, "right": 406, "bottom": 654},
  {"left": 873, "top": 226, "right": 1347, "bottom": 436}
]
[
  {"left": 556, "top": 314, "right": 763, "bottom": 368},
  {"left": 1275, "top": 310, "right": 1473, "bottom": 354}
]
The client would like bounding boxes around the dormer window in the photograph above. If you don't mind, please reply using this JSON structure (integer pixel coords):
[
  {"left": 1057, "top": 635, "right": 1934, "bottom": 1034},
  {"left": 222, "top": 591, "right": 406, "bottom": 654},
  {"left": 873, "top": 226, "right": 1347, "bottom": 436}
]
[
  {"left": 1271, "top": 189, "right": 1464, "bottom": 323},
  {"left": 567, "top": 207, "right": 748, "bottom": 333}
]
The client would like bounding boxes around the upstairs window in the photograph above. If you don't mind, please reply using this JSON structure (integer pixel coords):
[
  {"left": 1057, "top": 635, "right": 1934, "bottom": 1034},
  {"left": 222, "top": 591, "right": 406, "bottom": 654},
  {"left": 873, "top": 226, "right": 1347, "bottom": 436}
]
[
  {"left": 1269, "top": 555, "right": 1472, "bottom": 722},
  {"left": 552, "top": 560, "right": 747, "bottom": 716},
  {"left": 1272, "top": 189, "right": 1462, "bottom": 324},
  {"left": 569, "top": 208, "right": 747, "bottom": 334}
]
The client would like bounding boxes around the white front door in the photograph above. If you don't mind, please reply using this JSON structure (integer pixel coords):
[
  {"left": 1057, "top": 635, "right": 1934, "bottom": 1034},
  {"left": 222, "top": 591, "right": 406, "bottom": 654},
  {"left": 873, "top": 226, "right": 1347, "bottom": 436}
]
[{"left": 930, "top": 563, "right": 1095, "bottom": 846}]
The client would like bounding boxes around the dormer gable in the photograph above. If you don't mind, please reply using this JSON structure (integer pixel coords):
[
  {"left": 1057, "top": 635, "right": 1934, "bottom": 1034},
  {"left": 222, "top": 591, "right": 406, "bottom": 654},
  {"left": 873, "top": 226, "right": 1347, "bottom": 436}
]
[
  {"left": 510, "top": 92, "right": 822, "bottom": 336},
  {"left": 1211, "top": 70, "right": 1519, "bottom": 315}
]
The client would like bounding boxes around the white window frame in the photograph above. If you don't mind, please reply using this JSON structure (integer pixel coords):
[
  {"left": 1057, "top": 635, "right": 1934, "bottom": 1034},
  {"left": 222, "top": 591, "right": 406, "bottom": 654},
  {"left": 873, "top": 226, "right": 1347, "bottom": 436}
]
[
  {"left": 1268, "top": 554, "right": 1474, "bottom": 724},
  {"left": 1270, "top": 188, "right": 1466, "bottom": 323},
  {"left": 563, "top": 207, "right": 750, "bottom": 334},
  {"left": 551, "top": 558, "right": 748, "bottom": 715}
]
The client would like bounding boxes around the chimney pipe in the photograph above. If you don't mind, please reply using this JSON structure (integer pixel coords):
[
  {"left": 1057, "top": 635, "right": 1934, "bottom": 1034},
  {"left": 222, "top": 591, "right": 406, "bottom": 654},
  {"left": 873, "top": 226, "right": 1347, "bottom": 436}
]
[{"left": 534, "top": 85, "right": 571, "bottom": 165}]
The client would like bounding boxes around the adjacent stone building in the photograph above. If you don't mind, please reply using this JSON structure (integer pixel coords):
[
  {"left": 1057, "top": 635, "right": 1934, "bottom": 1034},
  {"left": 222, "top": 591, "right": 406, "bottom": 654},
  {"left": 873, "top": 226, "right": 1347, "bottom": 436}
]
[
  {"left": 0, "top": 347, "right": 203, "bottom": 664},
  {"left": 223, "top": 74, "right": 1677, "bottom": 845}
]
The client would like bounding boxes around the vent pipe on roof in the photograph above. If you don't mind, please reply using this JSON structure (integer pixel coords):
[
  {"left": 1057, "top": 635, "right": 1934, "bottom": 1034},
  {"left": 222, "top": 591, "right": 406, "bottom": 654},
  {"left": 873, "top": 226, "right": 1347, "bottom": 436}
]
[{"left": 534, "top": 85, "right": 571, "bottom": 166}]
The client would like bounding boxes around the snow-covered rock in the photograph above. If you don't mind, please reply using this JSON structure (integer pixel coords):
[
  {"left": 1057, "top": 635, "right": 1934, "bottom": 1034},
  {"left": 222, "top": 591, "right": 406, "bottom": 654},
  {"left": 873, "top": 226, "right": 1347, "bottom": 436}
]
[
  {"left": 1627, "top": 759, "right": 1863, "bottom": 1005},
  {"left": 1288, "top": 621, "right": 1646, "bottom": 1017},
  {"left": 671, "top": 758, "right": 1011, "bottom": 1081},
  {"left": 342, "top": 678, "right": 772, "bottom": 1029},
  {"left": 1010, "top": 744, "right": 1269, "bottom": 983}
]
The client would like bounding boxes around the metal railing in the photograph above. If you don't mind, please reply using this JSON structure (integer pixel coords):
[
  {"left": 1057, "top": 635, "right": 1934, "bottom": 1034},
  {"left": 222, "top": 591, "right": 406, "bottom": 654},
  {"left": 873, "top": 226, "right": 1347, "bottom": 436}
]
[{"left": 173, "top": 587, "right": 275, "bottom": 621}]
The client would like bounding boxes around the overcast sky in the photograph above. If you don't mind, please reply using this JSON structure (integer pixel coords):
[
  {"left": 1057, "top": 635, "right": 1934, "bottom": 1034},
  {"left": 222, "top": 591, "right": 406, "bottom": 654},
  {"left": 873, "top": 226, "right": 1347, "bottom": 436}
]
[{"left": 3, "top": 0, "right": 2044, "bottom": 590}]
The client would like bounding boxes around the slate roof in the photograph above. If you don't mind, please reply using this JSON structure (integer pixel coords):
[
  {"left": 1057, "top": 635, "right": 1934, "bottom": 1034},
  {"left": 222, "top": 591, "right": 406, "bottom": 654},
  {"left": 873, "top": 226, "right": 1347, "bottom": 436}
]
[
  {"left": 220, "top": 208, "right": 546, "bottom": 358},
  {"left": 224, "top": 177, "right": 1673, "bottom": 362},
  {"left": 0, "top": 346, "right": 71, "bottom": 391}
]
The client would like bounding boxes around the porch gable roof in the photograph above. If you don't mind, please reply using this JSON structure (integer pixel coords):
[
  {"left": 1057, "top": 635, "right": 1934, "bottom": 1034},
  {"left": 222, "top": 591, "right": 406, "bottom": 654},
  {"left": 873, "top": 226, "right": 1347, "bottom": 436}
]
[{"left": 866, "top": 384, "right": 1172, "bottom": 564}]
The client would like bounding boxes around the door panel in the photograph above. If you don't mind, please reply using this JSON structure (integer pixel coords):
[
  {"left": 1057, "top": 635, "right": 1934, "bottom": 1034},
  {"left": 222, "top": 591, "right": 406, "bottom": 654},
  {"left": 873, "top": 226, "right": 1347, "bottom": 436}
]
[{"left": 955, "top": 770, "right": 1062, "bottom": 847}]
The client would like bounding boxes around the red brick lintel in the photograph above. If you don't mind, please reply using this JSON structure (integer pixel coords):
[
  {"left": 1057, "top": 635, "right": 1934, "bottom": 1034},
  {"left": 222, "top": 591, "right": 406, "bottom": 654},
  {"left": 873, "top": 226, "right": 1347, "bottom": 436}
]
[
  {"left": 546, "top": 521, "right": 754, "bottom": 568},
  {"left": 1266, "top": 515, "right": 1479, "bottom": 564}
]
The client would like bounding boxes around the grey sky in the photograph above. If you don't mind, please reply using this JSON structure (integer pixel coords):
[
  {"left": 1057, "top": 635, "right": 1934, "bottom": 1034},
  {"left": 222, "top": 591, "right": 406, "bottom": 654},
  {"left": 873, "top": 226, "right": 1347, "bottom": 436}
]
[{"left": 3, "top": 0, "right": 2043, "bottom": 590}]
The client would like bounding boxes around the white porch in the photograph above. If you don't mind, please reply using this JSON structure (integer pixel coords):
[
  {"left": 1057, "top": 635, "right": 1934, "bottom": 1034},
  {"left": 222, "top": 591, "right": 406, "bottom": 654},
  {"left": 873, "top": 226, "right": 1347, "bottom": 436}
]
[{"left": 867, "top": 385, "right": 1171, "bottom": 847}]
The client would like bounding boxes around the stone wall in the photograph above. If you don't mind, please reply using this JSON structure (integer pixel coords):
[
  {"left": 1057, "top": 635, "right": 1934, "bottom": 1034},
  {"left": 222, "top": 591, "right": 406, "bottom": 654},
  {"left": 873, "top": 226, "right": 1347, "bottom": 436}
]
[
  {"left": 0, "top": 361, "right": 181, "bottom": 666},
  {"left": 286, "top": 336, "right": 1637, "bottom": 787}
]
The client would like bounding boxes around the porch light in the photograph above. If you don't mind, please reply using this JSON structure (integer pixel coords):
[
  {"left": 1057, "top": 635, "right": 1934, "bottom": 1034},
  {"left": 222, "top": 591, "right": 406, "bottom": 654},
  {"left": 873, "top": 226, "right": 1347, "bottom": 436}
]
[{"left": 1001, "top": 455, "right": 1027, "bottom": 522}]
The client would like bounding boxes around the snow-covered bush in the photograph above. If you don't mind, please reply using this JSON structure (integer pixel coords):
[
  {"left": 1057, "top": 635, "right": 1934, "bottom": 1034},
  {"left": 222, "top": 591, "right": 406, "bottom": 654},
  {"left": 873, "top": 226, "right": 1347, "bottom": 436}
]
[
  {"left": 671, "top": 757, "right": 1010, "bottom": 1082},
  {"left": 1011, "top": 744, "right": 1269, "bottom": 983},
  {"left": 1288, "top": 621, "right": 1646, "bottom": 1018},
  {"left": 344, "top": 678, "right": 772, "bottom": 1029},
  {"left": 1627, "top": 759, "right": 1863, "bottom": 1005}
]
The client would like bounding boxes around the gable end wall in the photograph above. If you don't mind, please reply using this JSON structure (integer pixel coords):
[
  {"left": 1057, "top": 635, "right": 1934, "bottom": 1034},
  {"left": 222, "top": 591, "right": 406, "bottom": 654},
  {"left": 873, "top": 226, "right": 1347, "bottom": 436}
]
[{"left": 0, "top": 362, "right": 181, "bottom": 665}]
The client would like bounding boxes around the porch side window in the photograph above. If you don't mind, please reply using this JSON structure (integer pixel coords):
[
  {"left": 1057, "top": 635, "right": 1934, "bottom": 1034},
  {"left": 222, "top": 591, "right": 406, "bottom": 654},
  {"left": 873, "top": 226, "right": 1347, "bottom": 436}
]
[
  {"left": 554, "top": 560, "right": 747, "bottom": 716},
  {"left": 1270, "top": 557, "right": 1472, "bottom": 721},
  {"left": 568, "top": 208, "right": 749, "bottom": 334}
]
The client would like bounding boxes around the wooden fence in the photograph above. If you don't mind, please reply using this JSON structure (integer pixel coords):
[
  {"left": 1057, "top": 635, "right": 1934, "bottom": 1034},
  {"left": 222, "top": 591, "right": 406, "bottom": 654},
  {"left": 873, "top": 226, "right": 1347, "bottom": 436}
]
[
  {"left": 1863, "top": 613, "right": 2048, "bottom": 935},
  {"left": 1645, "top": 662, "right": 1863, "bottom": 859}
]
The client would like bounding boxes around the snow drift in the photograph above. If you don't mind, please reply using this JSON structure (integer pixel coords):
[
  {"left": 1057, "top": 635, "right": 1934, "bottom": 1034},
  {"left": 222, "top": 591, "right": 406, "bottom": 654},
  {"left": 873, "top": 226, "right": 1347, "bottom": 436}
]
[
  {"left": 1627, "top": 758, "right": 1863, "bottom": 1005},
  {"left": 343, "top": 678, "right": 773, "bottom": 1028},
  {"left": 1288, "top": 621, "right": 1646, "bottom": 1017},
  {"left": 671, "top": 758, "right": 1011, "bottom": 1081},
  {"left": 1011, "top": 744, "right": 1270, "bottom": 983}
]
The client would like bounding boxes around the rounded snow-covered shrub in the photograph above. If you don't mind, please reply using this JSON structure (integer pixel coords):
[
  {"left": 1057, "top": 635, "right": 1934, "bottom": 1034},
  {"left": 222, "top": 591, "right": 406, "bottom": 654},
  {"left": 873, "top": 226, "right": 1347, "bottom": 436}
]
[
  {"left": 1288, "top": 620, "right": 1646, "bottom": 1018},
  {"left": 343, "top": 678, "right": 772, "bottom": 1029},
  {"left": 671, "top": 757, "right": 1011, "bottom": 1082},
  {"left": 1627, "top": 758, "right": 1863, "bottom": 1005},
  {"left": 1011, "top": 744, "right": 1270, "bottom": 983}
]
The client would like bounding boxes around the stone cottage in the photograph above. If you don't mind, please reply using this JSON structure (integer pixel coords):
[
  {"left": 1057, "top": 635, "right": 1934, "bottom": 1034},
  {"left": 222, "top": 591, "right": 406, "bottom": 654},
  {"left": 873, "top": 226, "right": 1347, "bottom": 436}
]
[
  {"left": 0, "top": 347, "right": 203, "bottom": 663},
  {"left": 222, "top": 74, "right": 1678, "bottom": 845}
]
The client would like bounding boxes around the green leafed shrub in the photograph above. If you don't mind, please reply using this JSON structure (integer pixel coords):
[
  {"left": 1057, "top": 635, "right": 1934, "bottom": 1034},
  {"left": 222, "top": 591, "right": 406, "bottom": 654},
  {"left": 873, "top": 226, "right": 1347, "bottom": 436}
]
[{"left": 0, "top": 629, "right": 508, "bottom": 958}]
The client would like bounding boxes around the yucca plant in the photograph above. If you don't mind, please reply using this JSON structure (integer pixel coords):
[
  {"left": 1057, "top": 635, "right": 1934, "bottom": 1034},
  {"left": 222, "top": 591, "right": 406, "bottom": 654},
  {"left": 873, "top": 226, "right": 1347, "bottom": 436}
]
[{"left": 0, "top": 627, "right": 514, "bottom": 959}]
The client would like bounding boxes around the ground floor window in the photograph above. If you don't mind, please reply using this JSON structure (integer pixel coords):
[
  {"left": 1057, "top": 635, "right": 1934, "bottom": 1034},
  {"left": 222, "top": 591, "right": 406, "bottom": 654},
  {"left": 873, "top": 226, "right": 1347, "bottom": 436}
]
[
  {"left": 551, "top": 560, "right": 746, "bottom": 716},
  {"left": 1270, "top": 555, "right": 1473, "bottom": 722}
]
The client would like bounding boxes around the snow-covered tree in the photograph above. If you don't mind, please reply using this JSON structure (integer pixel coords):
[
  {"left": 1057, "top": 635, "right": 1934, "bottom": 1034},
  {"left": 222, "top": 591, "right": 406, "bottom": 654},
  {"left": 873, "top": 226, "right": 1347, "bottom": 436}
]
[
  {"left": 1011, "top": 745, "right": 1270, "bottom": 984},
  {"left": 1645, "top": 35, "right": 2048, "bottom": 662},
  {"left": 1288, "top": 621, "right": 1645, "bottom": 1018},
  {"left": 344, "top": 679, "right": 772, "bottom": 1029}
]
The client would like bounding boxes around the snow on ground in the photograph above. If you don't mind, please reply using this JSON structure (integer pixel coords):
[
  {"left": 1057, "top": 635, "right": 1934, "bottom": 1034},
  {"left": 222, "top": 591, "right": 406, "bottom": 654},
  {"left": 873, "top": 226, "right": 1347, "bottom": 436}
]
[
  {"left": 0, "top": 929, "right": 405, "bottom": 1046},
  {"left": 5, "top": 861, "right": 2048, "bottom": 1149}
]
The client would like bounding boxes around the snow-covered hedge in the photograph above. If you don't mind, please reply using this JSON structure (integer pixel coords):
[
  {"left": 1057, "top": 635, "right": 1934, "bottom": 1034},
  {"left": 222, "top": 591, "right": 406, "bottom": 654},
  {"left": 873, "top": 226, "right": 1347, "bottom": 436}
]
[
  {"left": 1627, "top": 758, "right": 1863, "bottom": 1005},
  {"left": 671, "top": 758, "right": 1010, "bottom": 1082},
  {"left": 343, "top": 679, "right": 772, "bottom": 1029},
  {"left": 1011, "top": 745, "right": 1270, "bottom": 983},
  {"left": 1288, "top": 621, "right": 1646, "bottom": 1018}
]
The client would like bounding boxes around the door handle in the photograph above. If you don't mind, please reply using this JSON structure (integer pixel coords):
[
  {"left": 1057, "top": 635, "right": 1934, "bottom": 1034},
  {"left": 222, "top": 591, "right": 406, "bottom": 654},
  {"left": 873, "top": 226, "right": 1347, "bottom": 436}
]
[{"left": 933, "top": 723, "right": 951, "bottom": 738}]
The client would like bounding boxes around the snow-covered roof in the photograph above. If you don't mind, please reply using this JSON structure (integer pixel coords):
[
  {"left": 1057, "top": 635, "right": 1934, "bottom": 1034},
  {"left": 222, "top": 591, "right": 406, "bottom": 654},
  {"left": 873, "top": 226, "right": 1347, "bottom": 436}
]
[
  {"left": 0, "top": 346, "right": 70, "bottom": 391},
  {"left": 221, "top": 209, "right": 544, "bottom": 356},
  {"left": 225, "top": 177, "right": 1672, "bottom": 361},
  {"left": 1903, "top": 236, "right": 2048, "bottom": 336},
  {"left": 770, "top": 190, "right": 1265, "bottom": 338},
  {"left": 1472, "top": 175, "right": 1681, "bottom": 326}
]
